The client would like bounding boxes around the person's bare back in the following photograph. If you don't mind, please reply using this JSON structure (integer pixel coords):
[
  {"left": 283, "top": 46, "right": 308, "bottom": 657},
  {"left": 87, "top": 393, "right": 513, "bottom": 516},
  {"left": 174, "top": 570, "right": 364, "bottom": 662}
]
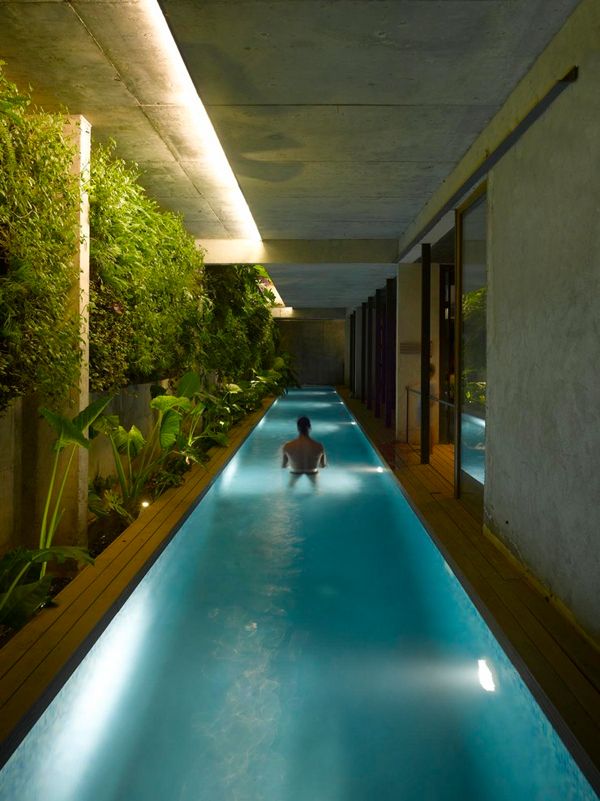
[{"left": 282, "top": 416, "right": 326, "bottom": 474}]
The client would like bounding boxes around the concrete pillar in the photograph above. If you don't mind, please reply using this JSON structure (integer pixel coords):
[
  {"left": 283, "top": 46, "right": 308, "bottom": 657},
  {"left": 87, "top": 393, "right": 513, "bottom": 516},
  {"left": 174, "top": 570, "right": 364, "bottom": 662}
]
[{"left": 20, "top": 116, "right": 91, "bottom": 549}]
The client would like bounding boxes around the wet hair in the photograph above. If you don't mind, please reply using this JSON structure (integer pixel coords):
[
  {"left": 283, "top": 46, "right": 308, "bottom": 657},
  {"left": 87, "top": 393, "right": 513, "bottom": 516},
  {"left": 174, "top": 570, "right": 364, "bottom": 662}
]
[{"left": 297, "top": 416, "right": 311, "bottom": 435}]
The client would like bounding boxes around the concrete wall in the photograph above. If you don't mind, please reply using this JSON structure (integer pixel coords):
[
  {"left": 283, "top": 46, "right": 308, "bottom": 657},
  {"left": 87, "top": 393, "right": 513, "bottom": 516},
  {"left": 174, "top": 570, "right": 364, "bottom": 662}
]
[
  {"left": 89, "top": 383, "right": 162, "bottom": 480},
  {"left": 485, "top": 0, "right": 600, "bottom": 637},
  {"left": 0, "top": 401, "right": 22, "bottom": 553},
  {"left": 276, "top": 319, "right": 345, "bottom": 386}
]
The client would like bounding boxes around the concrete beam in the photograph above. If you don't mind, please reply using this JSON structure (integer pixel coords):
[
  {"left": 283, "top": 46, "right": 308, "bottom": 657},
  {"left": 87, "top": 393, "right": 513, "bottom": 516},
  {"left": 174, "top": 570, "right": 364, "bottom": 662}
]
[
  {"left": 199, "top": 239, "right": 400, "bottom": 265},
  {"left": 397, "top": 2, "right": 585, "bottom": 260}
]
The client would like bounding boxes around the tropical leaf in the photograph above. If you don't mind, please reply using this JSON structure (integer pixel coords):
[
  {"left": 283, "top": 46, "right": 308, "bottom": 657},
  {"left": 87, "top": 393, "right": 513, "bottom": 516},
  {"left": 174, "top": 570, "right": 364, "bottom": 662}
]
[
  {"left": 0, "top": 576, "right": 52, "bottom": 628},
  {"left": 177, "top": 371, "right": 202, "bottom": 399},
  {"left": 150, "top": 395, "right": 191, "bottom": 413},
  {"left": 39, "top": 408, "right": 89, "bottom": 450},
  {"left": 113, "top": 425, "right": 145, "bottom": 456},
  {"left": 159, "top": 409, "right": 181, "bottom": 450},
  {"left": 72, "top": 395, "right": 113, "bottom": 434}
]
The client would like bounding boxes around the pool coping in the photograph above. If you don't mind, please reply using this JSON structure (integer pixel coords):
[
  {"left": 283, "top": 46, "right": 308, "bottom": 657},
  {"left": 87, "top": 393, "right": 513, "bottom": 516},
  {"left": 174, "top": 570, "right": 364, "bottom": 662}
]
[
  {"left": 0, "top": 396, "right": 275, "bottom": 766},
  {"left": 339, "top": 385, "right": 600, "bottom": 796}
]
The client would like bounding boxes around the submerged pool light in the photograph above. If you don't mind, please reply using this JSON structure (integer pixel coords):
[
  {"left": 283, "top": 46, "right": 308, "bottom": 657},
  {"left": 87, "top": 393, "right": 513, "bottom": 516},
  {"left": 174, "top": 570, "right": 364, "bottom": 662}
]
[{"left": 478, "top": 659, "right": 496, "bottom": 692}]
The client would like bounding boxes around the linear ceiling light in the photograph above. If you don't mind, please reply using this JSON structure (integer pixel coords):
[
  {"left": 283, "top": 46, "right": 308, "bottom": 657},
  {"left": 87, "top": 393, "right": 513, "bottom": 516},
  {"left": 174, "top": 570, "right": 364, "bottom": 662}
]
[{"left": 142, "top": 0, "right": 261, "bottom": 241}]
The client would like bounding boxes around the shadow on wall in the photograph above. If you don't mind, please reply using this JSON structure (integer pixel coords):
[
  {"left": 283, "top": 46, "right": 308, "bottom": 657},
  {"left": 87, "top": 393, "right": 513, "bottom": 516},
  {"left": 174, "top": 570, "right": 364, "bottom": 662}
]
[{"left": 276, "top": 320, "right": 345, "bottom": 385}]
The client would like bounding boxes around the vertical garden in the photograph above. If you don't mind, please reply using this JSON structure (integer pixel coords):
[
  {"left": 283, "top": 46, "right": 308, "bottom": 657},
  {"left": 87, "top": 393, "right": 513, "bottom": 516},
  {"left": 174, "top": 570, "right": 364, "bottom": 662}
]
[{"left": 0, "top": 63, "right": 291, "bottom": 634}]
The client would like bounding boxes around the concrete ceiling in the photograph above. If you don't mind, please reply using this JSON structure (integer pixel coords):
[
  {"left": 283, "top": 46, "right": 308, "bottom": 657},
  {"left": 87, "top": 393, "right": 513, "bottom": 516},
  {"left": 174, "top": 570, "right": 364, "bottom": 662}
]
[{"left": 0, "top": 0, "right": 581, "bottom": 308}]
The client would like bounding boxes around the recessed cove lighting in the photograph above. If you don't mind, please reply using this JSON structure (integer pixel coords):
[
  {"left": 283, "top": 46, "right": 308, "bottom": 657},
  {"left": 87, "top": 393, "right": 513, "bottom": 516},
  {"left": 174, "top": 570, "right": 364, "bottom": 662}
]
[
  {"left": 478, "top": 659, "right": 496, "bottom": 692},
  {"left": 140, "top": 0, "right": 261, "bottom": 241}
]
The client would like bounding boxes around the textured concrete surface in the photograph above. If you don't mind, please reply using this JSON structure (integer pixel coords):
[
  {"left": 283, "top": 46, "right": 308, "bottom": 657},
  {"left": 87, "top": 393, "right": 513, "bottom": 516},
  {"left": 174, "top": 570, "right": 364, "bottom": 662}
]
[
  {"left": 485, "top": 0, "right": 600, "bottom": 637},
  {"left": 0, "top": 0, "right": 581, "bottom": 306},
  {"left": 276, "top": 320, "right": 345, "bottom": 385}
]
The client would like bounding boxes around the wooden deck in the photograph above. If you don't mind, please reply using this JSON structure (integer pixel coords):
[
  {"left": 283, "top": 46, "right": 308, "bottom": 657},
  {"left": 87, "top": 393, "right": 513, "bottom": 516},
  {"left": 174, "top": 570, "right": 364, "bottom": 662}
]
[
  {"left": 339, "top": 387, "right": 600, "bottom": 793},
  {"left": 0, "top": 398, "right": 275, "bottom": 763}
]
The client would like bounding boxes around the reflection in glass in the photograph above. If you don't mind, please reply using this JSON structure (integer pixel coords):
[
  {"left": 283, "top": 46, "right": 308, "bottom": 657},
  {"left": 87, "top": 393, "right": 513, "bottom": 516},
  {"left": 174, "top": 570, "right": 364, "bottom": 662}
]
[{"left": 460, "top": 195, "right": 487, "bottom": 486}]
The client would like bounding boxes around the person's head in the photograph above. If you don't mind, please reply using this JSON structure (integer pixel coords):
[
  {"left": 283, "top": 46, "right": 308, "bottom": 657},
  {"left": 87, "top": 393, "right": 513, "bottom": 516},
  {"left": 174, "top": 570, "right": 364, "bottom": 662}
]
[{"left": 297, "top": 416, "right": 311, "bottom": 436}]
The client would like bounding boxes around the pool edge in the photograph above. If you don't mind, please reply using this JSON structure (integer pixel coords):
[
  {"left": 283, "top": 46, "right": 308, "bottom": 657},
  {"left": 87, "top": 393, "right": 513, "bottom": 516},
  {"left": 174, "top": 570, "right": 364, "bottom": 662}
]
[{"left": 0, "top": 396, "right": 276, "bottom": 768}]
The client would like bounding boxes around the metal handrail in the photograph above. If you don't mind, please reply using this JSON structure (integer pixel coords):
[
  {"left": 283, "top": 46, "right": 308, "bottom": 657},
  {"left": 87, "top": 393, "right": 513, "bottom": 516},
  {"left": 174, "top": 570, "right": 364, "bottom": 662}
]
[{"left": 406, "top": 386, "right": 455, "bottom": 409}]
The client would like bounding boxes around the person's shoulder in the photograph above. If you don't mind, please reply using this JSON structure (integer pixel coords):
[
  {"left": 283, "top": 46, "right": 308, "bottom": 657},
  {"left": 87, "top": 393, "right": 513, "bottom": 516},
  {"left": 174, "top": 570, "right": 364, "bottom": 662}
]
[{"left": 312, "top": 439, "right": 324, "bottom": 450}]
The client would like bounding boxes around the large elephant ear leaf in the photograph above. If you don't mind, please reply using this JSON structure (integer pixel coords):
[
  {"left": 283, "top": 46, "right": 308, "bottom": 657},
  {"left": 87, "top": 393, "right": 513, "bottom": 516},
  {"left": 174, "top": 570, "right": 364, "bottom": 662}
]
[
  {"left": 39, "top": 409, "right": 88, "bottom": 450},
  {"left": 72, "top": 395, "right": 113, "bottom": 435},
  {"left": 177, "top": 371, "right": 202, "bottom": 399},
  {"left": 150, "top": 395, "right": 191, "bottom": 413},
  {"left": 113, "top": 425, "right": 145, "bottom": 455},
  {"left": 159, "top": 409, "right": 181, "bottom": 450},
  {"left": 31, "top": 546, "right": 95, "bottom": 567},
  {"left": 127, "top": 425, "right": 146, "bottom": 456},
  {"left": 0, "top": 576, "right": 52, "bottom": 629},
  {"left": 90, "top": 413, "right": 120, "bottom": 437}
]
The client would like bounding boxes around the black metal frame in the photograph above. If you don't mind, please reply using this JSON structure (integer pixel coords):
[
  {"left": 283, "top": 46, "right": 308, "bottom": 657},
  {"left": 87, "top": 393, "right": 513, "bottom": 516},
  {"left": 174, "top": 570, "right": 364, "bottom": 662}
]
[
  {"left": 454, "top": 182, "right": 487, "bottom": 501},
  {"left": 420, "top": 243, "right": 431, "bottom": 464}
]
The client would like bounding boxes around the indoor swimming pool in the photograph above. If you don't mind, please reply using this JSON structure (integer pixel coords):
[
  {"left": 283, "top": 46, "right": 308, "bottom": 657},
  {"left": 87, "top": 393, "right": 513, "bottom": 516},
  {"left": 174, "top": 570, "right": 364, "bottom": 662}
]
[{"left": 0, "top": 388, "right": 596, "bottom": 801}]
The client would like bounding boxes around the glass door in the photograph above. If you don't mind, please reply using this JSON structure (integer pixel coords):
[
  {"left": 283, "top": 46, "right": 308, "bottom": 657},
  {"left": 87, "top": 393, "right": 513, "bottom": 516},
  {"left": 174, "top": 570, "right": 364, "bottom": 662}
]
[{"left": 455, "top": 186, "right": 487, "bottom": 512}]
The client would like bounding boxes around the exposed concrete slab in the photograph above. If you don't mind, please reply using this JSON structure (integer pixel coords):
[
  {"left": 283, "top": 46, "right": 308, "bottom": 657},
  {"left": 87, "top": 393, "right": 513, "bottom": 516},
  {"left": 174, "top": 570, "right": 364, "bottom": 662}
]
[
  {"left": 0, "top": 0, "right": 582, "bottom": 302},
  {"left": 267, "top": 264, "right": 398, "bottom": 309}
]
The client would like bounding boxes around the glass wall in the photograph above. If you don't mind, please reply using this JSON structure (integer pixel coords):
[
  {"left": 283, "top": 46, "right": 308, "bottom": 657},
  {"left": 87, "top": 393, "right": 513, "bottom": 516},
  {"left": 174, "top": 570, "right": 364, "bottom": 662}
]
[{"left": 457, "top": 190, "right": 487, "bottom": 498}]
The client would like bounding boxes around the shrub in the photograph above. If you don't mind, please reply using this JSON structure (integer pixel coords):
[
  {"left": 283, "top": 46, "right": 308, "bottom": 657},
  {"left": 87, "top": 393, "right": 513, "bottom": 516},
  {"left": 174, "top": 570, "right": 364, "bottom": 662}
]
[
  {"left": 89, "top": 143, "right": 205, "bottom": 392},
  {"left": 0, "top": 63, "right": 81, "bottom": 411},
  {"left": 203, "top": 264, "right": 277, "bottom": 379}
]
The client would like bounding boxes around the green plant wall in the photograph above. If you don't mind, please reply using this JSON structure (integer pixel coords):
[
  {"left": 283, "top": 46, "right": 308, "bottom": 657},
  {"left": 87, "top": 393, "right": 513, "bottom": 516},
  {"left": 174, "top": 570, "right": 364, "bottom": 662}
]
[
  {"left": 203, "top": 264, "right": 277, "bottom": 380},
  {"left": 0, "top": 63, "right": 81, "bottom": 412},
  {"left": 89, "top": 143, "right": 206, "bottom": 392}
]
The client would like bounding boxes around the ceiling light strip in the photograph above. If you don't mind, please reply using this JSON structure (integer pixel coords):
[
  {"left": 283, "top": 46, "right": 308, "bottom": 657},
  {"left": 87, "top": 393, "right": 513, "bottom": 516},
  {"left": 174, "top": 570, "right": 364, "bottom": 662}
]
[{"left": 142, "top": 0, "right": 261, "bottom": 241}]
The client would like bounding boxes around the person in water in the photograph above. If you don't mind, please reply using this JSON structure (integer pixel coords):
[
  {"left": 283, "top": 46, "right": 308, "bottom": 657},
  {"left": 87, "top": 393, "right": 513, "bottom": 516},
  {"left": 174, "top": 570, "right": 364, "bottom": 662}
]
[{"left": 282, "top": 416, "right": 326, "bottom": 474}]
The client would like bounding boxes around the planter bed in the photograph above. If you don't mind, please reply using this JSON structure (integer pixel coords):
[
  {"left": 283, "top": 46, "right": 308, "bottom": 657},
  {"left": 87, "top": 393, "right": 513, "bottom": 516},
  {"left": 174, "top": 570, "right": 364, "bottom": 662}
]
[{"left": 0, "top": 397, "right": 274, "bottom": 760}]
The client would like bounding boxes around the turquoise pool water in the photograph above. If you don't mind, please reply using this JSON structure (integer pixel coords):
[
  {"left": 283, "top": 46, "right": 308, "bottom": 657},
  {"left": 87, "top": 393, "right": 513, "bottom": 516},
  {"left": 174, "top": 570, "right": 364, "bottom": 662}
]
[
  {"left": 0, "top": 388, "right": 596, "bottom": 801},
  {"left": 461, "top": 412, "right": 486, "bottom": 484}
]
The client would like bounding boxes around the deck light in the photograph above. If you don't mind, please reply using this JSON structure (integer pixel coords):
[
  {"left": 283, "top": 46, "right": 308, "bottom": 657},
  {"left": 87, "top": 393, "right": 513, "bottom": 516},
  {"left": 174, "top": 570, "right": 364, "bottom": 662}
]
[
  {"left": 478, "top": 659, "right": 496, "bottom": 692},
  {"left": 141, "top": 500, "right": 150, "bottom": 509},
  {"left": 140, "top": 0, "right": 261, "bottom": 241}
]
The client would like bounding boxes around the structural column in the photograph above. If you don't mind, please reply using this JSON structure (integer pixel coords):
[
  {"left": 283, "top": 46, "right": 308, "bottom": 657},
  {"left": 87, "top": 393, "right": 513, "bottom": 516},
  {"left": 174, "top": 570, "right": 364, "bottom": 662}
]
[{"left": 21, "top": 116, "right": 91, "bottom": 547}]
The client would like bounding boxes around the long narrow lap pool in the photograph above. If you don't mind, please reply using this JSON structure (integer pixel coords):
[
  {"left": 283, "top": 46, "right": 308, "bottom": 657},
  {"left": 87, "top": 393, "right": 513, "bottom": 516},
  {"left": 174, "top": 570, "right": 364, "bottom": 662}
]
[{"left": 0, "top": 388, "right": 597, "bottom": 801}]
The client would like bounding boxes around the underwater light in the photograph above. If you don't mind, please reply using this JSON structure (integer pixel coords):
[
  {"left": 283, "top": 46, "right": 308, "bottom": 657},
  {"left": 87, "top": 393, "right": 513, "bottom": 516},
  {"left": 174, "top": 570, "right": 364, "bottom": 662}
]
[{"left": 478, "top": 659, "right": 496, "bottom": 692}]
